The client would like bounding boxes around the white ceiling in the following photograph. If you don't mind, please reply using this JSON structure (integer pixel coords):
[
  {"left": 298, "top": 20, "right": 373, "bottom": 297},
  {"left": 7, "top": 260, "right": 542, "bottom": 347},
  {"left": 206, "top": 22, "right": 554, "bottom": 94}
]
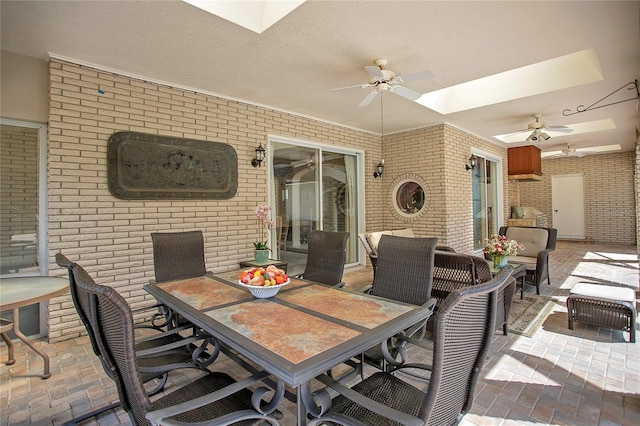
[{"left": 2, "top": 1, "right": 639, "bottom": 155}]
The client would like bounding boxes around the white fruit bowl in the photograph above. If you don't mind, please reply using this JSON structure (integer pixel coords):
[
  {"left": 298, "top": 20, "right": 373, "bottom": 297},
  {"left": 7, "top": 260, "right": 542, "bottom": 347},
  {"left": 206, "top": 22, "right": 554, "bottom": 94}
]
[{"left": 238, "top": 279, "right": 290, "bottom": 298}]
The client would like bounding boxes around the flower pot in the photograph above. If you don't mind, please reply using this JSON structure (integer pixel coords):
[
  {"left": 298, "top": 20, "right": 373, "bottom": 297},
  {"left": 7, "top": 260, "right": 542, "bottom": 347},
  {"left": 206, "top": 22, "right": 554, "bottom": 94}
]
[
  {"left": 493, "top": 256, "right": 508, "bottom": 268},
  {"left": 254, "top": 249, "right": 269, "bottom": 263}
]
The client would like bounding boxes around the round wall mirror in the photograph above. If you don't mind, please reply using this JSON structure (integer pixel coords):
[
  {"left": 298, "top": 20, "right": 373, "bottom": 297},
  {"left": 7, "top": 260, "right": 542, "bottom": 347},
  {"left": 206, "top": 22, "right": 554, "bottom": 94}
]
[
  {"left": 396, "top": 181, "right": 425, "bottom": 214},
  {"left": 389, "top": 174, "right": 429, "bottom": 221}
]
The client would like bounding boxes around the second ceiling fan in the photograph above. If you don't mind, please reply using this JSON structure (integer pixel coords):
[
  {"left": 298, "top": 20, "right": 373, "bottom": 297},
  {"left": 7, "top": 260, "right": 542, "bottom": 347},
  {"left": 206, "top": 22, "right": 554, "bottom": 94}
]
[
  {"left": 515, "top": 113, "right": 573, "bottom": 143},
  {"left": 331, "top": 58, "right": 434, "bottom": 107}
]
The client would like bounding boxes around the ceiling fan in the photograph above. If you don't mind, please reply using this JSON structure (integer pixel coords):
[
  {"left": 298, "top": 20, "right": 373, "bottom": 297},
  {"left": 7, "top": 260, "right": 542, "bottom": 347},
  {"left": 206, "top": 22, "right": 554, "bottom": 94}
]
[
  {"left": 331, "top": 58, "right": 434, "bottom": 107},
  {"left": 512, "top": 114, "right": 573, "bottom": 143},
  {"left": 541, "top": 143, "right": 620, "bottom": 158}
]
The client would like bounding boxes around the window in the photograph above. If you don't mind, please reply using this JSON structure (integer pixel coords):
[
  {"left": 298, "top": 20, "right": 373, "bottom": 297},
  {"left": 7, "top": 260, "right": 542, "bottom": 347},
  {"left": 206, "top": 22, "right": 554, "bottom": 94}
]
[{"left": 0, "top": 119, "right": 48, "bottom": 336}]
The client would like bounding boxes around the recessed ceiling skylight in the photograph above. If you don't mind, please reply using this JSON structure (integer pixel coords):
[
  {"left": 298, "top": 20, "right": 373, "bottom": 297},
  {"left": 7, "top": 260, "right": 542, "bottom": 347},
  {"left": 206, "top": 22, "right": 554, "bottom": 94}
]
[
  {"left": 416, "top": 48, "right": 603, "bottom": 114},
  {"left": 183, "top": 0, "right": 306, "bottom": 34},
  {"left": 494, "top": 118, "right": 617, "bottom": 143},
  {"left": 541, "top": 144, "right": 621, "bottom": 158}
]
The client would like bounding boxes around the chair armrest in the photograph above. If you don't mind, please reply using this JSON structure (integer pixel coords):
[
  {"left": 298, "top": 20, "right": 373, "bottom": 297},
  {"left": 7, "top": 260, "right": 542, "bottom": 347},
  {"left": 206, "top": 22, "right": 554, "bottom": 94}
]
[
  {"left": 314, "top": 373, "right": 424, "bottom": 426},
  {"left": 134, "top": 323, "right": 193, "bottom": 345},
  {"left": 135, "top": 335, "right": 203, "bottom": 358},
  {"left": 535, "top": 250, "right": 551, "bottom": 281},
  {"left": 145, "top": 371, "right": 273, "bottom": 424}
]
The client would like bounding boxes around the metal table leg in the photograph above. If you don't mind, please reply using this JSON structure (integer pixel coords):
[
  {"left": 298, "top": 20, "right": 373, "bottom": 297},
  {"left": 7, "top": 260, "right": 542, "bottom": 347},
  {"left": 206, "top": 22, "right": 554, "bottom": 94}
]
[
  {"left": 0, "top": 318, "right": 15, "bottom": 365},
  {"left": 10, "top": 307, "right": 51, "bottom": 379}
]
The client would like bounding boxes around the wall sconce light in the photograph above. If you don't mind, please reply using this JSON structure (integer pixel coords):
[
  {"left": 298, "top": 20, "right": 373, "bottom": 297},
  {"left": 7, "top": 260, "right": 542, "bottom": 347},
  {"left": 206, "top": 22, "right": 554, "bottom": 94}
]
[
  {"left": 465, "top": 154, "right": 477, "bottom": 171},
  {"left": 373, "top": 159, "right": 385, "bottom": 178},
  {"left": 251, "top": 143, "right": 266, "bottom": 167}
]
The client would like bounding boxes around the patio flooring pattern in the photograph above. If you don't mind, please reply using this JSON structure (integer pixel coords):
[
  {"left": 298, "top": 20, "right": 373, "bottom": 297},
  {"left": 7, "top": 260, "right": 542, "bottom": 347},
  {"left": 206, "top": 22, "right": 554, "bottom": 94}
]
[{"left": 0, "top": 240, "right": 638, "bottom": 425}]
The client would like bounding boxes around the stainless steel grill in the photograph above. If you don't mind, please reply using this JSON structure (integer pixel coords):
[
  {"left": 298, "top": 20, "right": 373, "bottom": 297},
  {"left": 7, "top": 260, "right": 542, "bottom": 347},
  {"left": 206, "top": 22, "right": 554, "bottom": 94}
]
[{"left": 511, "top": 206, "right": 547, "bottom": 227}]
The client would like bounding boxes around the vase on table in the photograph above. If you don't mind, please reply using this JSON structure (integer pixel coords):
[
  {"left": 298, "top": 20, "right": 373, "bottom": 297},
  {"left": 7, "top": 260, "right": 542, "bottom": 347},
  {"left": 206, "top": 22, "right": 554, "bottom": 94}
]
[
  {"left": 493, "top": 255, "right": 507, "bottom": 268},
  {"left": 254, "top": 249, "right": 269, "bottom": 263}
]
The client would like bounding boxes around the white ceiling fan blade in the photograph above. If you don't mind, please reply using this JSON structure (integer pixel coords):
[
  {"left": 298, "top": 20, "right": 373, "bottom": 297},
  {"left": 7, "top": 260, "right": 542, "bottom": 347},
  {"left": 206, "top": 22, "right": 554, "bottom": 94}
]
[
  {"left": 503, "top": 129, "right": 530, "bottom": 137},
  {"left": 390, "top": 85, "right": 422, "bottom": 101},
  {"left": 358, "top": 90, "right": 379, "bottom": 107},
  {"left": 330, "top": 83, "right": 372, "bottom": 92},
  {"left": 364, "top": 65, "right": 385, "bottom": 79},
  {"left": 547, "top": 126, "right": 573, "bottom": 133},
  {"left": 395, "top": 70, "right": 434, "bottom": 83}
]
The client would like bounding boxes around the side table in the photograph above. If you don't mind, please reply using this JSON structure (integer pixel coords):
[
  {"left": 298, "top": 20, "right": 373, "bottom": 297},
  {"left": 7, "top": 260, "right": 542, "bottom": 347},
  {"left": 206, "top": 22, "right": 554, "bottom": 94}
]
[
  {"left": 239, "top": 259, "right": 288, "bottom": 273},
  {"left": 0, "top": 276, "right": 69, "bottom": 379},
  {"left": 491, "top": 262, "right": 527, "bottom": 299}
]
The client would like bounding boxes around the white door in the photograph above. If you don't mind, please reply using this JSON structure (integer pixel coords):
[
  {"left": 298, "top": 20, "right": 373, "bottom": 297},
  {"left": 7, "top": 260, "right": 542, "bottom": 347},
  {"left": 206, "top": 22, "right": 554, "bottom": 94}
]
[{"left": 552, "top": 174, "right": 585, "bottom": 239}]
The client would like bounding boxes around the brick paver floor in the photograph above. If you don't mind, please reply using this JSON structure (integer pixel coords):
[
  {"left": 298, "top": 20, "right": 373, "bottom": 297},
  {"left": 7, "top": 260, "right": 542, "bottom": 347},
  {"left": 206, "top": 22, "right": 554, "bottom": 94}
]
[{"left": 1, "top": 240, "right": 638, "bottom": 425}]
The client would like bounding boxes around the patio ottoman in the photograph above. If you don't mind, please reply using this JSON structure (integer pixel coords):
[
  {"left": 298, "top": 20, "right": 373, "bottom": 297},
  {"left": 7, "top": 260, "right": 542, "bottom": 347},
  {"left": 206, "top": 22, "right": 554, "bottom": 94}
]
[{"left": 567, "top": 283, "right": 636, "bottom": 343}]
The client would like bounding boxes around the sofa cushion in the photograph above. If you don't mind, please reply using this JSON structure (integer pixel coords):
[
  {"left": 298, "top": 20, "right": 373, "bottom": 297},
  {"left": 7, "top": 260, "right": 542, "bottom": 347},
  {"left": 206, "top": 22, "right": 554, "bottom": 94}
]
[
  {"left": 366, "top": 231, "right": 392, "bottom": 256},
  {"left": 505, "top": 255, "right": 537, "bottom": 270},
  {"left": 505, "top": 227, "right": 548, "bottom": 258},
  {"left": 392, "top": 228, "right": 415, "bottom": 238},
  {"left": 570, "top": 283, "right": 636, "bottom": 302},
  {"left": 366, "top": 229, "right": 415, "bottom": 256}
]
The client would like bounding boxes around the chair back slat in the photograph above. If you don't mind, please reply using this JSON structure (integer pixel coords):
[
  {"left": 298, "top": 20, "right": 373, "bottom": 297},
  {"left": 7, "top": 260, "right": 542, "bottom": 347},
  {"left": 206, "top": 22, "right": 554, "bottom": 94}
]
[
  {"left": 302, "top": 230, "right": 349, "bottom": 286},
  {"left": 371, "top": 235, "right": 438, "bottom": 305},
  {"left": 151, "top": 231, "right": 207, "bottom": 282}
]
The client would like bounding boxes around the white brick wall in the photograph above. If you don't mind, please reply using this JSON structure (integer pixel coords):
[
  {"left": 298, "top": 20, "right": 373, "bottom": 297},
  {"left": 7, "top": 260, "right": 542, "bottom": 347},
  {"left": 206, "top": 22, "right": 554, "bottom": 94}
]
[
  {"left": 46, "top": 59, "right": 379, "bottom": 341},
  {"left": 380, "top": 124, "right": 508, "bottom": 253},
  {"left": 513, "top": 152, "right": 636, "bottom": 244}
]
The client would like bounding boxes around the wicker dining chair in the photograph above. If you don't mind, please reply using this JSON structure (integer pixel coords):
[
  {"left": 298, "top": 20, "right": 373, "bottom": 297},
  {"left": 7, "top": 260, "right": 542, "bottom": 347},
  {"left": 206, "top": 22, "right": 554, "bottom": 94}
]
[
  {"left": 151, "top": 230, "right": 208, "bottom": 282},
  {"left": 71, "top": 263, "right": 281, "bottom": 426},
  {"left": 151, "top": 230, "right": 211, "bottom": 329},
  {"left": 56, "top": 253, "right": 216, "bottom": 425},
  {"left": 362, "top": 234, "right": 439, "bottom": 371},
  {"left": 297, "top": 230, "right": 350, "bottom": 286},
  {"left": 307, "top": 267, "right": 514, "bottom": 426}
]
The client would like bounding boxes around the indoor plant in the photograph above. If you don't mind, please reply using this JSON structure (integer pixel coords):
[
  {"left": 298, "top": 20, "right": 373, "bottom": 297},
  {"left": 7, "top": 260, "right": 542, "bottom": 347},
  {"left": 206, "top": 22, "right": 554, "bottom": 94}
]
[
  {"left": 253, "top": 205, "right": 273, "bottom": 262},
  {"left": 483, "top": 234, "right": 524, "bottom": 268}
]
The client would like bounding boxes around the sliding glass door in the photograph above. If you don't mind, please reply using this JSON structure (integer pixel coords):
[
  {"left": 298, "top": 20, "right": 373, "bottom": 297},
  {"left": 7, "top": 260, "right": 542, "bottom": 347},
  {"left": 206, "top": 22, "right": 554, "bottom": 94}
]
[{"left": 270, "top": 139, "right": 360, "bottom": 275}]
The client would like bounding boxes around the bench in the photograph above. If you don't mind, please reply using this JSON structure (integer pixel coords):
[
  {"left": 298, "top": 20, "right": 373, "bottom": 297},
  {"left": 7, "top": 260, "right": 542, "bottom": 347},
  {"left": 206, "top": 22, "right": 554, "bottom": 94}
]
[{"left": 567, "top": 283, "right": 636, "bottom": 343}]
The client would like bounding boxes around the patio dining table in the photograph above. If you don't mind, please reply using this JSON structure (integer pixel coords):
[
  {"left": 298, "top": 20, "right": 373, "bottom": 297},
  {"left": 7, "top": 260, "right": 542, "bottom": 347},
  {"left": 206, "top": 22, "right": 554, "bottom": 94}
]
[{"left": 144, "top": 270, "right": 434, "bottom": 425}]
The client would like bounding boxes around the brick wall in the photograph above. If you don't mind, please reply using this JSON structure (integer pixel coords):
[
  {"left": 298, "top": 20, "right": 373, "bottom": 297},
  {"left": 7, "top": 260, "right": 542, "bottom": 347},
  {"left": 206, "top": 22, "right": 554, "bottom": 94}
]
[
  {"left": 46, "top": 59, "right": 379, "bottom": 341},
  {"left": 380, "top": 124, "right": 508, "bottom": 253},
  {"left": 513, "top": 151, "right": 636, "bottom": 244}
]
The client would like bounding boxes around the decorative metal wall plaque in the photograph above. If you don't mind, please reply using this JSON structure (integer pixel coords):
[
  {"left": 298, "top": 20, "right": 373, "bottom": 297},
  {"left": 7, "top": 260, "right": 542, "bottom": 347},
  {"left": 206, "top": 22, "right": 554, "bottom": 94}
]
[{"left": 107, "top": 131, "right": 238, "bottom": 199}]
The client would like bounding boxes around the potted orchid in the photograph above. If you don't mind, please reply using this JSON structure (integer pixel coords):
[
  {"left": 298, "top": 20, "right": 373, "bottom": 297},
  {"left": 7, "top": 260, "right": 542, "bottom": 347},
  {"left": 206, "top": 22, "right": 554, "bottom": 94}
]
[
  {"left": 483, "top": 234, "right": 524, "bottom": 268},
  {"left": 253, "top": 205, "right": 273, "bottom": 261}
]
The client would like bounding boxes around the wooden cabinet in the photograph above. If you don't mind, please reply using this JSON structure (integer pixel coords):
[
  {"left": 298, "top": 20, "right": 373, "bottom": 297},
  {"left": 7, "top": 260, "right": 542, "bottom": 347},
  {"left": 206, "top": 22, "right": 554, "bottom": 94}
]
[{"left": 508, "top": 146, "right": 542, "bottom": 179}]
